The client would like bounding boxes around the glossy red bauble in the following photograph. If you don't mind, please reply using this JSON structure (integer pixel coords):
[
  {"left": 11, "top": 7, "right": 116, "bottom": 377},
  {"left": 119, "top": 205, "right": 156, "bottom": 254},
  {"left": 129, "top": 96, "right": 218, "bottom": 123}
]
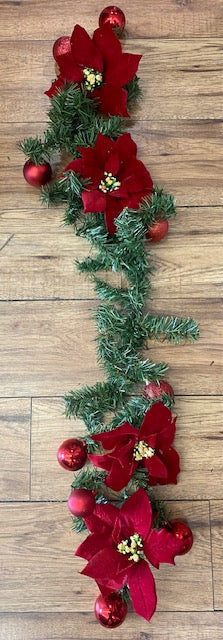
[
  {"left": 94, "top": 592, "right": 127, "bottom": 628},
  {"left": 99, "top": 6, "right": 126, "bottom": 36},
  {"left": 23, "top": 160, "right": 52, "bottom": 187},
  {"left": 170, "top": 521, "right": 193, "bottom": 555},
  {"left": 144, "top": 380, "right": 174, "bottom": 400},
  {"left": 53, "top": 36, "right": 71, "bottom": 62},
  {"left": 68, "top": 488, "right": 95, "bottom": 517},
  {"left": 57, "top": 438, "right": 87, "bottom": 471},
  {"left": 146, "top": 218, "right": 169, "bottom": 242}
]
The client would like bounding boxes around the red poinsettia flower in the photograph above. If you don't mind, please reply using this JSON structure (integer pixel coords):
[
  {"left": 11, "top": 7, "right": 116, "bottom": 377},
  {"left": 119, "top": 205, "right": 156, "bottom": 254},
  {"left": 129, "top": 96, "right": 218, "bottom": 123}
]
[
  {"left": 88, "top": 402, "right": 179, "bottom": 490},
  {"left": 75, "top": 488, "right": 183, "bottom": 621},
  {"left": 45, "top": 23, "right": 141, "bottom": 117},
  {"left": 64, "top": 132, "right": 153, "bottom": 234}
]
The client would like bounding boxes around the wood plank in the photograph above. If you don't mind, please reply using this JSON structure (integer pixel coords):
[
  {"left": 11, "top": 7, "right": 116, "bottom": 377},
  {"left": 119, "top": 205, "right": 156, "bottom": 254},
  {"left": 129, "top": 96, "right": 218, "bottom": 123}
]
[
  {"left": 0, "top": 399, "right": 30, "bottom": 501},
  {"left": 1, "top": 119, "right": 222, "bottom": 208},
  {"left": 0, "top": 298, "right": 221, "bottom": 397},
  {"left": 210, "top": 500, "right": 223, "bottom": 610},
  {"left": 1, "top": 40, "right": 223, "bottom": 123},
  {"left": 1, "top": 612, "right": 223, "bottom": 640},
  {"left": 0, "top": 233, "right": 121, "bottom": 300},
  {"left": 0, "top": 0, "right": 223, "bottom": 40},
  {"left": 0, "top": 230, "right": 222, "bottom": 300},
  {"left": 0, "top": 501, "right": 212, "bottom": 612},
  {"left": 31, "top": 397, "right": 223, "bottom": 502},
  {"left": 1, "top": 206, "right": 223, "bottom": 235},
  {"left": 0, "top": 300, "right": 103, "bottom": 397}
]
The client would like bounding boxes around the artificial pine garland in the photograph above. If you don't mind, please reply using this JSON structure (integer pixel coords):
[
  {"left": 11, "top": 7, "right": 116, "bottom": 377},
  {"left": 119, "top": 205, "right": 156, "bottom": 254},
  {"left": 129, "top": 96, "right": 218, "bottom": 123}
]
[{"left": 20, "top": 13, "right": 199, "bottom": 628}]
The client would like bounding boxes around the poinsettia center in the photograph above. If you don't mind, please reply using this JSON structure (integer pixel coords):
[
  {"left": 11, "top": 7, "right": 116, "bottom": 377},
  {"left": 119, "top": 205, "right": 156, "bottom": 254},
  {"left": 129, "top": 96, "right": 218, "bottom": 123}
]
[
  {"left": 99, "top": 171, "right": 121, "bottom": 193},
  {"left": 117, "top": 533, "right": 144, "bottom": 563},
  {"left": 83, "top": 67, "right": 103, "bottom": 92},
  {"left": 133, "top": 440, "right": 155, "bottom": 462}
]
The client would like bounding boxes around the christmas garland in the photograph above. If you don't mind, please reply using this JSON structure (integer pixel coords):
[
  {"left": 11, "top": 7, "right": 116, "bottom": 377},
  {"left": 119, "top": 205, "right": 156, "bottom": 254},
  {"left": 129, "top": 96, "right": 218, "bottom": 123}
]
[{"left": 20, "top": 7, "right": 199, "bottom": 629}]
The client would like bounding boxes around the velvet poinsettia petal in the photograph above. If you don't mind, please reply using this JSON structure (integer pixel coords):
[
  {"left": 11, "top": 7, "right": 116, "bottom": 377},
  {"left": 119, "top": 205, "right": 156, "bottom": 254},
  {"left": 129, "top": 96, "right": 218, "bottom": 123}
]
[
  {"left": 105, "top": 458, "right": 135, "bottom": 491},
  {"left": 143, "top": 453, "right": 168, "bottom": 479},
  {"left": 81, "top": 547, "right": 130, "bottom": 583},
  {"left": 120, "top": 488, "right": 152, "bottom": 540},
  {"left": 93, "top": 84, "right": 129, "bottom": 117},
  {"left": 126, "top": 189, "right": 152, "bottom": 210},
  {"left": 104, "top": 152, "right": 120, "bottom": 176},
  {"left": 158, "top": 447, "right": 180, "bottom": 485},
  {"left": 114, "top": 133, "right": 137, "bottom": 161},
  {"left": 105, "top": 52, "right": 142, "bottom": 87},
  {"left": 45, "top": 75, "right": 64, "bottom": 98},
  {"left": 145, "top": 527, "right": 181, "bottom": 569},
  {"left": 120, "top": 159, "right": 153, "bottom": 193},
  {"left": 88, "top": 452, "right": 112, "bottom": 473},
  {"left": 82, "top": 189, "right": 106, "bottom": 213},
  {"left": 128, "top": 559, "right": 157, "bottom": 622},
  {"left": 104, "top": 195, "right": 126, "bottom": 234},
  {"left": 93, "top": 24, "right": 122, "bottom": 66},
  {"left": 94, "top": 133, "right": 115, "bottom": 168},
  {"left": 57, "top": 53, "right": 84, "bottom": 83},
  {"left": 84, "top": 503, "right": 118, "bottom": 534},
  {"left": 64, "top": 158, "right": 84, "bottom": 175},
  {"left": 110, "top": 183, "right": 129, "bottom": 199},
  {"left": 77, "top": 146, "right": 96, "bottom": 166},
  {"left": 90, "top": 422, "right": 137, "bottom": 449},
  {"left": 81, "top": 166, "right": 103, "bottom": 189},
  {"left": 140, "top": 402, "right": 173, "bottom": 438},
  {"left": 71, "top": 24, "right": 103, "bottom": 72},
  {"left": 156, "top": 418, "right": 177, "bottom": 451},
  {"left": 75, "top": 532, "right": 111, "bottom": 561}
]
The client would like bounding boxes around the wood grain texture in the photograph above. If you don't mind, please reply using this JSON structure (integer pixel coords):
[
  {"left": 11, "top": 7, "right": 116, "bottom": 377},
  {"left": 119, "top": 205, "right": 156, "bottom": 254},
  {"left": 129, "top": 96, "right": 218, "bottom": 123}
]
[
  {"left": 0, "top": 232, "right": 121, "bottom": 300},
  {"left": 0, "top": 229, "right": 222, "bottom": 300},
  {"left": 0, "top": 0, "right": 222, "bottom": 635},
  {"left": 0, "top": 298, "right": 222, "bottom": 397},
  {"left": 1, "top": 40, "right": 223, "bottom": 123},
  {"left": 210, "top": 501, "right": 223, "bottom": 610},
  {"left": 0, "top": 0, "right": 223, "bottom": 40},
  {"left": 30, "top": 397, "right": 223, "bottom": 502},
  {"left": 0, "top": 501, "right": 212, "bottom": 612},
  {"left": 0, "top": 398, "right": 30, "bottom": 500},
  {"left": 1, "top": 612, "right": 223, "bottom": 640},
  {"left": 1, "top": 119, "right": 223, "bottom": 208}
]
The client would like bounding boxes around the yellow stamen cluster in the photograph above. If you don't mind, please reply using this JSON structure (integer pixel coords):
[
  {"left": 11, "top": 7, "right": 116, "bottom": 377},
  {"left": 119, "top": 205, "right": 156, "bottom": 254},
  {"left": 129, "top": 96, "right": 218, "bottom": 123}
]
[
  {"left": 133, "top": 440, "right": 155, "bottom": 462},
  {"left": 83, "top": 67, "right": 103, "bottom": 92},
  {"left": 117, "top": 533, "right": 144, "bottom": 563},
  {"left": 99, "top": 171, "right": 121, "bottom": 193}
]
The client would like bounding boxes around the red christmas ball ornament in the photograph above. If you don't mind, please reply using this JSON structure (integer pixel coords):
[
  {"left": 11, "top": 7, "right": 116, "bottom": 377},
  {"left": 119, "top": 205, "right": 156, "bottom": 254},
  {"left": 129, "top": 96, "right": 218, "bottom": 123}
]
[
  {"left": 57, "top": 438, "right": 87, "bottom": 471},
  {"left": 146, "top": 218, "right": 169, "bottom": 242},
  {"left": 99, "top": 6, "right": 126, "bottom": 36},
  {"left": 53, "top": 36, "right": 71, "bottom": 63},
  {"left": 68, "top": 488, "right": 95, "bottom": 517},
  {"left": 23, "top": 160, "right": 52, "bottom": 187},
  {"left": 94, "top": 592, "right": 127, "bottom": 628},
  {"left": 170, "top": 521, "right": 193, "bottom": 555},
  {"left": 144, "top": 380, "right": 174, "bottom": 400}
]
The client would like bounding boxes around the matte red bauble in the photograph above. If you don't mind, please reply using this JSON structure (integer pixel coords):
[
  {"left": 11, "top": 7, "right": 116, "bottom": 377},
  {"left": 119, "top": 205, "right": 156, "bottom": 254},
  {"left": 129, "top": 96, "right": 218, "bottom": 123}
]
[
  {"left": 53, "top": 36, "right": 71, "bottom": 62},
  {"left": 99, "top": 6, "right": 126, "bottom": 36},
  {"left": 171, "top": 521, "right": 193, "bottom": 555},
  {"left": 144, "top": 380, "right": 174, "bottom": 400},
  {"left": 94, "top": 592, "right": 127, "bottom": 628},
  {"left": 23, "top": 160, "right": 52, "bottom": 187},
  {"left": 57, "top": 438, "right": 87, "bottom": 471},
  {"left": 68, "top": 488, "right": 95, "bottom": 517},
  {"left": 146, "top": 218, "right": 169, "bottom": 242}
]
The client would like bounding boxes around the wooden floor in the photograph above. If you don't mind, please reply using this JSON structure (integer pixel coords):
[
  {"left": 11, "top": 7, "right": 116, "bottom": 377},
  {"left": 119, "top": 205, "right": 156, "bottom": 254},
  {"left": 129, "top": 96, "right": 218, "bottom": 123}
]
[{"left": 0, "top": 1, "right": 223, "bottom": 638}]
